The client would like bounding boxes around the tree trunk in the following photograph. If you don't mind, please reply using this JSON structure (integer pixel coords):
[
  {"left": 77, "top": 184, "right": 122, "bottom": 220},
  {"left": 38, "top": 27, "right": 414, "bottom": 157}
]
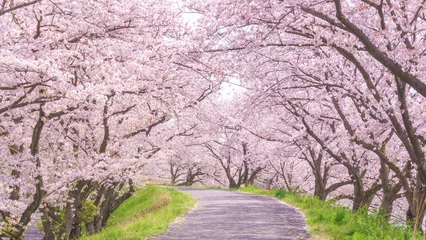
[
  {"left": 85, "top": 222, "right": 96, "bottom": 236},
  {"left": 378, "top": 158, "right": 402, "bottom": 220},
  {"left": 40, "top": 208, "right": 55, "bottom": 240},
  {"left": 314, "top": 179, "right": 327, "bottom": 201},
  {"left": 380, "top": 194, "right": 395, "bottom": 221},
  {"left": 68, "top": 181, "right": 87, "bottom": 239},
  {"left": 228, "top": 177, "right": 239, "bottom": 188},
  {"left": 406, "top": 176, "right": 426, "bottom": 232}
]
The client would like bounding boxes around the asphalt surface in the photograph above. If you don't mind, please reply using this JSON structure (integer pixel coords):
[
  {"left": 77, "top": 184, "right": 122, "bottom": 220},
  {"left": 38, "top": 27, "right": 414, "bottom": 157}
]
[
  {"left": 25, "top": 226, "right": 43, "bottom": 240},
  {"left": 150, "top": 187, "right": 310, "bottom": 240}
]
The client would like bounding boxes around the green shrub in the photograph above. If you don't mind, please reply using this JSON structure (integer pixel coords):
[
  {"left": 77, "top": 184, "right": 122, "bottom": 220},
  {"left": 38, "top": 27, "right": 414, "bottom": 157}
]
[
  {"left": 81, "top": 200, "right": 98, "bottom": 223},
  {"left": 274, "top": 188, "right": 288, "bottom": 198}
]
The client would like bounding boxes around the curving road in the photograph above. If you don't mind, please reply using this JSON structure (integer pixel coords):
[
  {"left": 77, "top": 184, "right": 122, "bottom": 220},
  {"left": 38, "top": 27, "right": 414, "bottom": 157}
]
[{"left": 151, "top": 187, "right": 310, "bottom": 240}]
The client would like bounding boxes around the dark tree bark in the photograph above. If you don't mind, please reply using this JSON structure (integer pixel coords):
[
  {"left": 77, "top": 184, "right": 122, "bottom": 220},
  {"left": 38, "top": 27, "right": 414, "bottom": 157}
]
[{"left": 10, "top": 107, "right": 46, "bottom": 240}]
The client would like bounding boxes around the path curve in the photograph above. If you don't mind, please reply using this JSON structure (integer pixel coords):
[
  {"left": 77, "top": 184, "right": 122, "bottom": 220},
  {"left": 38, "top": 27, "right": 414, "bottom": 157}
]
[{"left": 152, "top": 187, "right": 310, "bottom": 240}]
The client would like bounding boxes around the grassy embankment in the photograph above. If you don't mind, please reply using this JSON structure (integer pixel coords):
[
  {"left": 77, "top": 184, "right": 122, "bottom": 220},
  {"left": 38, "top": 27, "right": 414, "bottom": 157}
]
[
  {"left": 81, "top": 185, "right": 196, "bottom": 240},
  {"left": 240, "top": 185, "right": 423, "bottom": 240}
]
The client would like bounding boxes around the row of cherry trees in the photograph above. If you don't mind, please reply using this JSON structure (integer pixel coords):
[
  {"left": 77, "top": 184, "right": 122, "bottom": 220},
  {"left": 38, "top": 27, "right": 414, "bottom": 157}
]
[
  {"left": 165, "top": 0, "right": 426, "bottom": 232},
  {"left": 0, "top": 0, "right": 226, "bottom": 239},
  {"left": 2, "top": 0, "right": 426, "bottom": 238}
]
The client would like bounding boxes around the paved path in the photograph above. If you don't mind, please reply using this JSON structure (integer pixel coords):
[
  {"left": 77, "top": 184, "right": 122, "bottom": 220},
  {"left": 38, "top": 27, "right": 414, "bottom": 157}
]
[
  {"left": 151, "top": 187, "right": 310, "bottom": 240},
  {"left": 25, "top": 226, "right": 43, "bottom": 240}
]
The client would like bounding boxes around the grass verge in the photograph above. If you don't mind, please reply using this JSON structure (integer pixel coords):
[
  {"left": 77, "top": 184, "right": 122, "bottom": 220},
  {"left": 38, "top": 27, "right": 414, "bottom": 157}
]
[
  {"left": 240, "top": 185, "right": 423, "bottom": 240},
  {"left": 81, "top": 185, "right": 196, "bottom": 240}
]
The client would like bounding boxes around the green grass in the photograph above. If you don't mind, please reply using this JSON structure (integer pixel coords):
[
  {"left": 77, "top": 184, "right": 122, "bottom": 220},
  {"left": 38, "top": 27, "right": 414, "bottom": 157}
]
[
  {"left": 81, "top": 185, "right": 196, "bottom": 240},
  {"left": 240, "top": 185, "right": 423, "bottom": 240},
  {"left": 171, "top": 185, "right": 233, "bottom": 190}
]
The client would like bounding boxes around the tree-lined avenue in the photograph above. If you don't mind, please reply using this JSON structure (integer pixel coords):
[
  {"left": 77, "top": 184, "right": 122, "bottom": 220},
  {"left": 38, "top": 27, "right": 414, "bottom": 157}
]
[{"left": 152, "top": 187, "right": 309, "bottom": 240}]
